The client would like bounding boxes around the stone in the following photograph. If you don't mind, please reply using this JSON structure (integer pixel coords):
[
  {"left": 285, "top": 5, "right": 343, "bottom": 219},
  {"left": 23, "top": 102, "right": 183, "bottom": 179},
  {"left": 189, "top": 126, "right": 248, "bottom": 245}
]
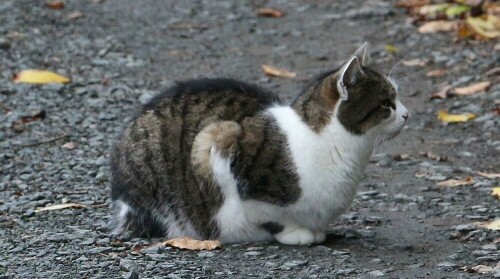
[{"left": 280, "top": 260, "right": 308, "bottom": 271}]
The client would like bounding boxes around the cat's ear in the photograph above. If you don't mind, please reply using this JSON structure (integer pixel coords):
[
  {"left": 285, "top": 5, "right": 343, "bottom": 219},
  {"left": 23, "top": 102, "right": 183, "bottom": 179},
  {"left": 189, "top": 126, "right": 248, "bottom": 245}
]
[
  {"left": 337, "top": 56, "right": 363, "bottom": 101},
  {"left": 353, "top": 42, "right": 369, "bottom": 66}
]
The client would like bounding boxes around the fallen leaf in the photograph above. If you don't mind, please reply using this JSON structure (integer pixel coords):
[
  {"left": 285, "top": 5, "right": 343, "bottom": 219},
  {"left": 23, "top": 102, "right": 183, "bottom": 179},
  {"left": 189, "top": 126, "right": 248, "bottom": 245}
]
[
  {"left": 430, "top": 85, "right": 451, "bottom": 99},
  {"left": 445, "top": 4, "right": 470, "bottom": 19},
  {"left": 14, "top": 70, "right": 70, "bottom": 84},
  {"left": 46, "top": 0, "right": 65, "bottom": 10},
  {"left": 437, "top": 109, "right": 476, "bottom": 123},
  {"left": 491, "top": 187, "right": 500, "bottom": 199},
  {"left": 453, "top": 81, "right": 491, "bottom": 96},
  {"left": 426, "top": 69, "right": 446, "bottom": 77},
  {"left": 475, "top": 219, "right": 500, "bottom": 231},
  {"left": 131, "top": 243, "right": 144, "bottom": 254},
  {"left": 19, "top": 110, "right": 46, "bottom": 124},
  {"left": 420, "top": 151, "right": 448, "bottom": 162},
  {"left": 67, "top": 11, "right": 84, "bottom": 20},
  {"left": 257, "top": 7, "right": 284, "bottom": 18},
  {"left": 262, "top": 65, "right": 296, "bottom": 78},
  {"left": 62, "top": 142, "right": 77, "bottom": 150},
  {"left": 418, "top": 20, "right": 458, "bottom": 33},
  {"left": 163, "top": 237, "right": 221, "bottom": 250},
  {"left": 395, "top": 0, "right": 430, "bottom": 9},
  {"left": 402, "top": 58, "right": 428, "bottom": 67},
  {"left": 466, "top": 14, "right": 500, "bottom": 39},
  {"left": 417, "top": 4, "right": 451, "bottom": 18},
  {"left": 437, "top": 176, "right": 473, "bottom": 187},
  {"left": 461, "top": 264, "right": 495, "bottom": 274},
  {"left": 384, "top": 44, "right": 400, "bottom": 53},
  {"left": 35, "top": 203, "right": 87, "bottom": 213},
  {"left": 484, "top": 67, "right": 500, "bottom": 76},
  {"left": 477, "top": 172, "right": 500, "bottom": 179}
]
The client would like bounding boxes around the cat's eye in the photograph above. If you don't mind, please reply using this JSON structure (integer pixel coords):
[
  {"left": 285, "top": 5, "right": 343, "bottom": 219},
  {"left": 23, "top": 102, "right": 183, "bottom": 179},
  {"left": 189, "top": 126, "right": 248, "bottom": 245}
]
[{"left": 381, "top": 100, "right": 395, "bottom": 110}]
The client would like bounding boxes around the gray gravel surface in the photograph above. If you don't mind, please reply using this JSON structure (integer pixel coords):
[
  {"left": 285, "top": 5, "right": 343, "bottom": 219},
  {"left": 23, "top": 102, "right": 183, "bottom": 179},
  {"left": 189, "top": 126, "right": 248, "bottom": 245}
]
[{"left": 1, "top": 0, "right": 499, "bottom": 278}]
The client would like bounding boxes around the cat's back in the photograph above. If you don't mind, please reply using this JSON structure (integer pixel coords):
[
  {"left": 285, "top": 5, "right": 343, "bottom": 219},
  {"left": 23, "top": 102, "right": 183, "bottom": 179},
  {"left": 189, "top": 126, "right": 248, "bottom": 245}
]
[{"left": 144, "top": 78, "right": 280, "bottom": 120}]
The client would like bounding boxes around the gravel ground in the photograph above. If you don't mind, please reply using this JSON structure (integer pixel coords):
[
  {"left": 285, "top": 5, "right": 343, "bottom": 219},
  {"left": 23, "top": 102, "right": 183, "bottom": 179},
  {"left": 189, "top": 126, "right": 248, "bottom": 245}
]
[{"left": 1, "top": 0, "right": 499, "bottom": 278}]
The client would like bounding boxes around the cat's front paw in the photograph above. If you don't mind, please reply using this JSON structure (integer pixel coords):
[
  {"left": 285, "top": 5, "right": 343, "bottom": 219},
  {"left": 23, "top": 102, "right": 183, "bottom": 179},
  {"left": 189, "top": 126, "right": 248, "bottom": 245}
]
[{"left": 274, "top": 226, "right": 315, "bottom": 245}]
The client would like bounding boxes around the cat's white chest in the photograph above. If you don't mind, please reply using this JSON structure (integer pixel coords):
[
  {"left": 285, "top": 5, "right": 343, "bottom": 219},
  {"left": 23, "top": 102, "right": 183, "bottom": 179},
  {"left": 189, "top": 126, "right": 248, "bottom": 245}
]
[{"left": 269, "top": 106, "right": 372, "bottom": 228}]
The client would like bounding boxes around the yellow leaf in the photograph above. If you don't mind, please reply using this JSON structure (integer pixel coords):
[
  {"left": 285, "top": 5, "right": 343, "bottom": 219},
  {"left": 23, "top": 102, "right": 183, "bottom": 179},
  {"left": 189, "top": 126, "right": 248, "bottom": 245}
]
[
  {"left": 475, "top": 219, "right": 500, "bottom": 231},
  {"left": 437, "top": 109, "right": 475, "bottom": 123},
  {"left": 35, "top": 203, "right": 87, "bottom": 213},
  {"left": 418, "top": 20, "right": 457, "bottom": 33},
  {"left": 477, "top": 172, "right": 500, "bottom": 179},
  {"left": 262, "top": 65, "right": 296, "bottom": 78},
  {"left": 466, "top": 15, "right": 500, "bottom": 39},
  {"left": 454, "top": 81, "right": 491, "bottom": 96},
  {"left": 491, "top": 187, "right": 500, "bottom": 199},
  {"left": 437, "top": 176, "right": 473, "bottom": 187},
  {"left": 14, "top": 70, "right": 70, "bottom": 84},
  {"left": 163, "top": 237, "right": 222, "bottom": 250},
  {"left": 384, "top": 44, "right": 400, "bottom": 53}
]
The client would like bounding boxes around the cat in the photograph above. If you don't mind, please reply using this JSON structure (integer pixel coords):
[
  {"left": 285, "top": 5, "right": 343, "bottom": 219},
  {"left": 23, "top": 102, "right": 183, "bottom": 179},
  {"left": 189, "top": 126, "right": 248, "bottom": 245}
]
[{"left": 110, "top": 43, "right": 409, "bottom": 245}]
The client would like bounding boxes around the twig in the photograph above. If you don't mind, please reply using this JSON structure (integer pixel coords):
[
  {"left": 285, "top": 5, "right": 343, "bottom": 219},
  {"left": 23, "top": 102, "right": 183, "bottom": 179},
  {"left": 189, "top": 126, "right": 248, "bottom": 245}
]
[{"left": 19, "top": 134, "right": 70, "bottom": 147}]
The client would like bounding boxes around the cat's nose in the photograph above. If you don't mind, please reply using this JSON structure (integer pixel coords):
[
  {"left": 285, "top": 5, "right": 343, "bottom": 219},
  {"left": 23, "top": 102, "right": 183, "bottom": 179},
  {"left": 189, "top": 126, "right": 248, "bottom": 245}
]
[{"left": 402, "top": 111, "right": 409, "bottom": 120}]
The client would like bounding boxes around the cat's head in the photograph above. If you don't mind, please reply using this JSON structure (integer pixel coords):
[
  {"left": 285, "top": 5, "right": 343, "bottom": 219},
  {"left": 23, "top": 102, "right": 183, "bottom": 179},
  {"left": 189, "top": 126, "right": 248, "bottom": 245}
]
[{"left": 297, "top": 43, "right": 409, "bottom": 140}]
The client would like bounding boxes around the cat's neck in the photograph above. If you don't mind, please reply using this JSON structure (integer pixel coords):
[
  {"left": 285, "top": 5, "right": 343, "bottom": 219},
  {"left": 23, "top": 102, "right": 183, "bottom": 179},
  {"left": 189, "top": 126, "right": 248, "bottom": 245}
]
[{"left": 291, "top": 74, "right": 341, "bottom": 133}]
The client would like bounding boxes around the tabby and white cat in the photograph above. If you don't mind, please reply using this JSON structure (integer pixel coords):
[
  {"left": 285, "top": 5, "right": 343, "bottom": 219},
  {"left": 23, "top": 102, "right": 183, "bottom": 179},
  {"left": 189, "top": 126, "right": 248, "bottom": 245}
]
[{"left": 110, "top": 43, "right": 409, "bottom": 245}]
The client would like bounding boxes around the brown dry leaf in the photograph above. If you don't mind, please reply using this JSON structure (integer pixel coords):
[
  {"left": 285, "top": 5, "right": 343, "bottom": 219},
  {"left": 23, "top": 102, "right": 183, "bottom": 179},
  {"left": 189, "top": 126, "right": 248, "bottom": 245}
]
[
  {"left": 257, "top": 7, "right": 284, "bottom": 18},
  {"left": 46, "top": 0, "right": 65, "bottom": 10},
  {"left": 19, "top": 110, "right": 46, "bottom": 124},
  {"left": 163, "top": 237, "right": 221, "bottom": 251},
  {"left": 418, "top": 20, "right": 458, "bottom": 33},
  {"left": 454, "top": 81, "right": 491, "bottom": 96},
  {"left": 430, "top": 85, "right": 451, "bottom": 99},
  {"left": 491, "top": 187, "right": 500, "bottom": 199},
  {"left": 402, "top": 58, "right": 428, "bottom": 67},
  {"left": 436, "top": 176, "right": 473, "bottom": 187},
  {"left": 67, "top": 11, "right": 84, "bottom": 20},
  {"left": 475, "top": 219, "right": 500, "bottom": 231},
  {"left": 420, "top": 151, "right": 448, "bottom": 162},
  {"left": 395, "top": 0, "right": 430, "bottom": 9},
  {"left": 426, "top": 69, "right": 447, "bottom": 77},
  {"left": 485, "top": 67, "right": 500, "bottom": 76},
  {"left": 35, "top": 203, "right": 87, "bottom": 213},
  {"left": 14, "top": 70, "right": 70, "bottom": 84},
  {"left": 262, "top": 65, "right": 296, "bottom": 78},
  {"left": 437, "top": 109, "right": 476, "bottom": 123},
  {"left": 477, "top": 171, "right": 500, "bottom": 179},
  {"left": 62, "top": 142, "right": 77, "bottom": 150}
]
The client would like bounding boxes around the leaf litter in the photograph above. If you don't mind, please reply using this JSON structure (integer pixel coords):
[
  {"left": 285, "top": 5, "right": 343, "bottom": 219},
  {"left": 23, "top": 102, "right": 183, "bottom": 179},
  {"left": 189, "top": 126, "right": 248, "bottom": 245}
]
[
  {"left": 437, "top": 176, "right": 473, "bottom": 187},
  {"left": 437, "top": 109, "right": 476, "bottom": 123},
  {"left": 262, "top": 65, "right": 296, "bottom": 78},
  {"left": 14, "top": 70, "right": 70, "bottom": 84}
]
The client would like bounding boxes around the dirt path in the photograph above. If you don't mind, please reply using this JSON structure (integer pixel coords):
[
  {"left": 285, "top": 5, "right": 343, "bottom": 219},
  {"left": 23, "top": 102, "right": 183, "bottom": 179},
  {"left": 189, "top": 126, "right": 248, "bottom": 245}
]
[{"left": 1, "top": 0, "right": 498, "bottom": 278}]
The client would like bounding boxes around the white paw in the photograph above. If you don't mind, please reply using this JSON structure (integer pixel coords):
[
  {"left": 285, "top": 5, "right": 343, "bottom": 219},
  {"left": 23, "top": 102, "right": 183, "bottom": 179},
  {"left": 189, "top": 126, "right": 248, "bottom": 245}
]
[
  {"left": 314, "top": 231, "right": 326, "bottom": 243},
  {"left": 274, "top": 227, "right": 315, "bottom": 245}
]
